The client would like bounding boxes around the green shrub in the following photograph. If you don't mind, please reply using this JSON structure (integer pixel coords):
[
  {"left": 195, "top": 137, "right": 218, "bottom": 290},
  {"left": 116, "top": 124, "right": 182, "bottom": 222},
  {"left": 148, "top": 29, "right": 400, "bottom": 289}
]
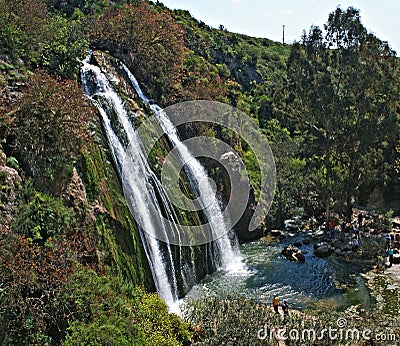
[
  {"left": 13, "top": 192, "right": 75, "bottom": 243},
  {"left": 6, "top": 156, "right": 19, "bottom": 170},
  {"left": 62, "top": 268, "right": 191, "bottom": 346}
]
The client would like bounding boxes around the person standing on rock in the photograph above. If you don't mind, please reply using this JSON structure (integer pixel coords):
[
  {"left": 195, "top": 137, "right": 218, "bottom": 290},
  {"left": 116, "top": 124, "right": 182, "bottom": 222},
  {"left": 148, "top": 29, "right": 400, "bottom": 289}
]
[
  {"left": 352, "top": 237, "right": 360, "bottom": 251},
  {"left": 281, "top": 300, "right": 289, "bottom": 321},
  {"left": 353, "top": 225, "right": 359, "bottom": 240},
  {"left": 272, "top": 295, "right": 280, "bottom": 314},
  {"left": 358, "top": 213, "right": 364, "bottom": 230},
  {"left": 390, "top": 233, "right": 395, "bottom": 246},
  {"left": 388, "top": 247, "right": 394, "bottom": 267},
  {"left": 339, "top": 222, "right": 346, "bottom": 242},
  {"left": 385, "top": 234, "right": 391, "bottom": 252},
  {"left": 329, "top": 220, "right": 335, "bottom": 238}
]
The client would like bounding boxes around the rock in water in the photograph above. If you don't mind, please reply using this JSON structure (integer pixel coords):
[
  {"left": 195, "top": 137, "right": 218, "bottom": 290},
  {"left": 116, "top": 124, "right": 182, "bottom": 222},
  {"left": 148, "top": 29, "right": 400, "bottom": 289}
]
[
  {"left": 281, "top": 245, "right": 305, "bottom": 262},
  {"left": 314, "top": 242, "right": 332, "bottom": 258}
]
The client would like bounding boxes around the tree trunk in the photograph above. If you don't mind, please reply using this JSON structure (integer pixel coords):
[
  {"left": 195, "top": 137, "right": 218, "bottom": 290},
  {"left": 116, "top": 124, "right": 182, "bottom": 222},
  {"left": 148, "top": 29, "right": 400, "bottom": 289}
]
[{"left": 325, "top": 150, "right": 331, "bottom": 231}]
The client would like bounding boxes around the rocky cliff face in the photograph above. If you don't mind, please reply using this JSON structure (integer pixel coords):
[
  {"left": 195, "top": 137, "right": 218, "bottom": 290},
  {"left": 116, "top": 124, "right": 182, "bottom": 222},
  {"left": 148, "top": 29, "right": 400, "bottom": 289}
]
[
  {"left": 0, "top": 63, "right": 154, "bottom": 290},
  {"left": 0, "top": 148, "right": 21, "bottom": 233}
]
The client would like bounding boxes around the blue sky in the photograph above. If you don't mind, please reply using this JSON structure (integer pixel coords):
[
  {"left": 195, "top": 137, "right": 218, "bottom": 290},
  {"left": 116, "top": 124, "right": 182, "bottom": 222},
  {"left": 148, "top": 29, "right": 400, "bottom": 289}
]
[{"left": 159, "top": 0, "right": 399, "bottom": 54}]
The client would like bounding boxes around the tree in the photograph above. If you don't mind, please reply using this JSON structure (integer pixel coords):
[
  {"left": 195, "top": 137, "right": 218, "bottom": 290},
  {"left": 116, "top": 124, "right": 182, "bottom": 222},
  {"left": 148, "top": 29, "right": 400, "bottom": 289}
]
[
  {"left": 92, "top": 2, "right": 185, "bottom": 104},
  {"left": 4, "top": 71, "right": 93, "bottom": 195},
  {"left": 0, "top": 0, "right": 51, "bottom": 62},
  {"left": 275, "top": 7, "right": 399, "bottom": 223}
]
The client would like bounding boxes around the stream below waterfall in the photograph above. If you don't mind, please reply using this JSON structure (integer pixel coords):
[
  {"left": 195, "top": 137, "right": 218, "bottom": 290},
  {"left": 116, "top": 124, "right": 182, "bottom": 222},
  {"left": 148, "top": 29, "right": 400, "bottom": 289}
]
[{"left": 181, "top": 234, "right": 375, "bottom": 311}]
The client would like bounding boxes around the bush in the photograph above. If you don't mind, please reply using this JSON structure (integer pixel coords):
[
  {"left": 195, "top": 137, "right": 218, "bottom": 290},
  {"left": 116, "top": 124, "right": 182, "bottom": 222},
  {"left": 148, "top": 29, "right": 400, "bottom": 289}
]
[
  {"left": 92, "top": 2, "right": 185, "bottom": 104},
  {"left": 0, "top": 235, "right": 74, "bottom": 345},
  {"left": 62, "top": 269, "right": 191, "bottom": 346},
  {"left": 6, "top": 71, "right": 93, "bottom": 194},
  {"left": 13, "top": 192, "right": 75, "bottom": 244}
]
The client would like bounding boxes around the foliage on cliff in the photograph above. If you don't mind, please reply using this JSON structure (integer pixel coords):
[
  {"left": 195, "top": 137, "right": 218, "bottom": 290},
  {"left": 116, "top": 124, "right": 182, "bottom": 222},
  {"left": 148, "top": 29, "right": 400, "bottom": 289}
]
[
  {"left": 4, "top": 72, "right": 92, "bottom": 194},
  {"left": 0, "top": 0, "right": 399, "bottom": 343},
  {"left": 0, "top": 2, "right": 191, "bottom": 344}
]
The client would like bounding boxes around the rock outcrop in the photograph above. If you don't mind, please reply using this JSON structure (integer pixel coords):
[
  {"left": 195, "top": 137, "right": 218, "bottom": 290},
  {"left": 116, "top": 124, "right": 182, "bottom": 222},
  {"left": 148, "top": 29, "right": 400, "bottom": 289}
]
[
  {"left": 0, "top": 148, "right": 22, "bottom": 231},
  {"left": 281, "top": 245, "right": 305, "bottom": 262}
]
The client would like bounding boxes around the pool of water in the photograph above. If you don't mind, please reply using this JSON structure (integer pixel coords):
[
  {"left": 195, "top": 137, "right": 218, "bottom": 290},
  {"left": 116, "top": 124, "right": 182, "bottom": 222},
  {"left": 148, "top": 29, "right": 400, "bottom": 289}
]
[{"left": 181, "top": 235, "right": 375, "bottom": 311}]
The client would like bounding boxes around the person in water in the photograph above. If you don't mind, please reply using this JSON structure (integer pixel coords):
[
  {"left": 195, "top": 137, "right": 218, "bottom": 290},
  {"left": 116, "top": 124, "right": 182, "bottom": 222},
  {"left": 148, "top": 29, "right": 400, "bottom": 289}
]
[{"left": 272, "top": 295, "right": 280, "bottom": 314}]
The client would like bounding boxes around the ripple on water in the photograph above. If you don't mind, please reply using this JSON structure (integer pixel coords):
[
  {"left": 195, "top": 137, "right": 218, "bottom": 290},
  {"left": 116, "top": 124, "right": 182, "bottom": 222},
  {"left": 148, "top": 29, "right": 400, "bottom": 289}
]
[{"left": 181, "top": 237, "right": 374, "bottom": 311}]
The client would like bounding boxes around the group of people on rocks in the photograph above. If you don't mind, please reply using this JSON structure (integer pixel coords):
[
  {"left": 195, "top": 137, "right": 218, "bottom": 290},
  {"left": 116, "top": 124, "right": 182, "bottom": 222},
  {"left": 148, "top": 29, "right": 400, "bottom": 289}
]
[{"left": 327, "top": 213, "right": 364, "bottom": 251}]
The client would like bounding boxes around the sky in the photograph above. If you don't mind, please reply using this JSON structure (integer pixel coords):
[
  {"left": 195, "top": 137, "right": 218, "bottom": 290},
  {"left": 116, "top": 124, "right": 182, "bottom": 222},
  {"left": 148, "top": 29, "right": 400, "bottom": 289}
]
[{"left": 159, "top": 0, "right": 399, "bottom": 54}]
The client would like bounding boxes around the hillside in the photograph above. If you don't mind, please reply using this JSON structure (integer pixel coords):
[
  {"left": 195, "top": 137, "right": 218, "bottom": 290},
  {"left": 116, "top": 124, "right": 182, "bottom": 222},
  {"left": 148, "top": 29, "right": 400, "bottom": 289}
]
[{"left": 0, "top": 0, "right": 399, "bottom": 344}]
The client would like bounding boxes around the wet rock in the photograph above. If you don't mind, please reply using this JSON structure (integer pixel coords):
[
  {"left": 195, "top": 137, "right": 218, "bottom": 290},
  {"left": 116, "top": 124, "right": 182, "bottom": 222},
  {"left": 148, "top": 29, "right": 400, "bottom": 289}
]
[
  {"left": 314, "top": 242, "right": 332, "bottom": 258},
  {"left": 270, "top": 229, "right": 283, "bottom": 237},
  {"left": 392, "top": 253, "right": 400, "bottom": 265},
  {"left": 281, "top": 245, "right": 305, "bottom": 262},
  {"left": 313, "top": 229, "right": 325, "bottom": 239},
  {"left": 341, "top": 243, "right": 353, "bottom": 252},
  {"left": 335, "top": 248, "right": 345, "bottom": 256},
  {"left": 284, "top": 219, "right": 302, "bottom": 231}
]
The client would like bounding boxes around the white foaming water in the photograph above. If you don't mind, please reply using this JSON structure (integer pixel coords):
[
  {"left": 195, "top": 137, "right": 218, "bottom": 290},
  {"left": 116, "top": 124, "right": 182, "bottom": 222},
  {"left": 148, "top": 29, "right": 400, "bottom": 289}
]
[
  {"left": 81, "top": 59, "right": 179, "bottom": 308},
  {"left": 121, "top": 63, "right": 245, "bottom": 274}
]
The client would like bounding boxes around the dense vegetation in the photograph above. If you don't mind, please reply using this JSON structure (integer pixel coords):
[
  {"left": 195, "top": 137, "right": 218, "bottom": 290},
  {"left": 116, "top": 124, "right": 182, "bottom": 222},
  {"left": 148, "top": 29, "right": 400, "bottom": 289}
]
[
  {"left": 0, "top": 0, "right": 399, "bottom": 344},
  {"left": 167, "top": 3, "right": 399, "bottom": 229},
  {"left": 275, "top": 7, "right": 399, "bottom": 225},
  {"left": 182, "top": 292, "right": 400, "bottom": 345}
]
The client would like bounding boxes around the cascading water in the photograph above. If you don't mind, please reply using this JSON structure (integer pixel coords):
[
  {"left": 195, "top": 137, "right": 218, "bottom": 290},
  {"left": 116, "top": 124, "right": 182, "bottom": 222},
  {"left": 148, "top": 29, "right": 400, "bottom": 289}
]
[
  {"left": 121, "top": 63, "right": 243, "bottom": 272},
  {"left": 81, "top": 57, "right": 181, "bottom": 309},
  {"left": 81, "top": 52, "right": 244, "bottom": 311}
]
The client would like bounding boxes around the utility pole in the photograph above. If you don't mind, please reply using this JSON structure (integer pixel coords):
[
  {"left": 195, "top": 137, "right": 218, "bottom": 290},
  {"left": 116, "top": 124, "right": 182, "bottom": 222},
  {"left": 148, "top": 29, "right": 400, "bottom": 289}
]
[{"left": 282, "top": 25, "right": 285, "bottom": 44}]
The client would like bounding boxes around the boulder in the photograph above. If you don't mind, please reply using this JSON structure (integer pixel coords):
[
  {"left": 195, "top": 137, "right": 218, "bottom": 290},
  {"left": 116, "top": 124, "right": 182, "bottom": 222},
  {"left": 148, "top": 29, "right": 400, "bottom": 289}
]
[
  {"left": 392, "top": 253, "right": 400, "bottom": 265},
  {"left": 281, "top": 245, "right": 305, "bottom": 263},
  {"left": 314, "top": 242, "right": 332, "bottom": 258},
  {"left": 270, "top": 229, "right": 283, "bottom": 237},
  {"left": 284, "top": 219, "right": 302, "bottom": 231},
  {"left": 341, "top": 243, "right": 353, "bottom": 252},
  {"left": 335, "top": 248, "right": 344, "bottom": 256},
  {"left": 313, "top": 229, "right": 325, "bottom": 239}
]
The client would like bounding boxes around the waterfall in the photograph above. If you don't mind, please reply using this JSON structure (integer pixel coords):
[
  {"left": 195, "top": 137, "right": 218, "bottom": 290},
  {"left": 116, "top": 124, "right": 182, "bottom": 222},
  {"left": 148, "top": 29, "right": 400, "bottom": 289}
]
[
  {"left": 121, "top": 64, "right": 243, "bottom": 272},
  {"left": 81, "top": 52, "right": 243, "bottom": 311},
  {"left": 81, "top": 59, "right": 180, "bottom": 309}
]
